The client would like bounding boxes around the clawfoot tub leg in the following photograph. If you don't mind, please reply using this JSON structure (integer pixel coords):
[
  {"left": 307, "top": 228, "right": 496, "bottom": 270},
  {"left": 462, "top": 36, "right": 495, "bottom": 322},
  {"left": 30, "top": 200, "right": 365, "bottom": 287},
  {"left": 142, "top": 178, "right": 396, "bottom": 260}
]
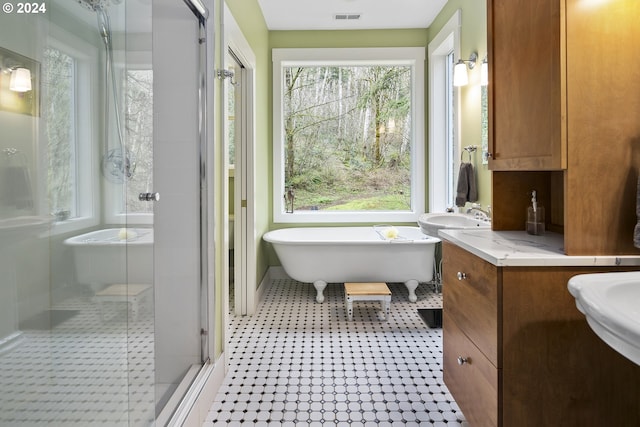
[
  {"left": 405, "top": 279, "right": 419, "bottom": 302},
  {"left": 313, "top": 280, "right": 327, "bottom": 303}
]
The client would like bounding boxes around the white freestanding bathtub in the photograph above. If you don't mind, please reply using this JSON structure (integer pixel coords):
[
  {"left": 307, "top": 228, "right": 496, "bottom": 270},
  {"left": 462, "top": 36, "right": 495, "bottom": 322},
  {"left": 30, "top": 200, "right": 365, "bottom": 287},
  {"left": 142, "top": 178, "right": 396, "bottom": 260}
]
[
  {"left": 263, "top": 226, "right": 440, "bottom": 303},
  {"left": 64, "top": 228, "right": 153, "bottom": 291}
]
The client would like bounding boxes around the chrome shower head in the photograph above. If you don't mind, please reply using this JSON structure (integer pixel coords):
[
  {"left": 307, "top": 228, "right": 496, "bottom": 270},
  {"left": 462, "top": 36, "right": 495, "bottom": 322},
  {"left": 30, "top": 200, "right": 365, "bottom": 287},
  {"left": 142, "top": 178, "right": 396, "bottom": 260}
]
[
  {"left": 76, "top": 0, "right": 122, "bottom": 45},
  {"left": 76, "top": 0, "right": 121, "bottom": 12}
]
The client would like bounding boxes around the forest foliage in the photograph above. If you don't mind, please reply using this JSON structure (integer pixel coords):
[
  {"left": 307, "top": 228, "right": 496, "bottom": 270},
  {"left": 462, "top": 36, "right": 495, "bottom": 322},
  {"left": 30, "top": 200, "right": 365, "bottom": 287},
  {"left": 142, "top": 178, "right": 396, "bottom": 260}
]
[{"left": 283, "top": 65, "right": 413, "bottom": 211}]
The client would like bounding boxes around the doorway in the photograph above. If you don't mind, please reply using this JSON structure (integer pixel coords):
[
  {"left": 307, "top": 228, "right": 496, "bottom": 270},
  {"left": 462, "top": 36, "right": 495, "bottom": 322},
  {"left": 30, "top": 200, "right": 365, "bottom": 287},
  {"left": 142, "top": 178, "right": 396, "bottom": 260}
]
[
  {"left": 224, "top": 7, "right": 256, "bottom": 317},
  {"left": 226, "top": 49, "right": 242, "bottom": 314}
]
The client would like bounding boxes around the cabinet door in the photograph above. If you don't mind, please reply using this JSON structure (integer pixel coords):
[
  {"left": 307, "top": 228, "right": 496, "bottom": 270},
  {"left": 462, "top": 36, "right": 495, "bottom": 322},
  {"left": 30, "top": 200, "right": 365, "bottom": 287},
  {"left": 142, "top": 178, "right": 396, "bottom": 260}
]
[
  {"left": 442, "top": 241, "right": 499, "bottom": 365},
  {"left": 501, "top": 267, "right": 640, "bottom": 426},
  {"left": 488, "top": 0, "right": 566, "bottom": 170},
  {"left": 443, "top": 312, "right": 499, "bottom": 427}
]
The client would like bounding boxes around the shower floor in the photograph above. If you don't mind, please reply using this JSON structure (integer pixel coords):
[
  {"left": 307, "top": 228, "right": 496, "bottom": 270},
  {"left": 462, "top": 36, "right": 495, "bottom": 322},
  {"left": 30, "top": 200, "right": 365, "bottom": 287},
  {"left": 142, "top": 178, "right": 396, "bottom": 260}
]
[
  {"left": 206, "top": 278, "right": 469, "bottom": 426},
  {"left": 0, "top": 294, "right": 155, "bottom": 425}
]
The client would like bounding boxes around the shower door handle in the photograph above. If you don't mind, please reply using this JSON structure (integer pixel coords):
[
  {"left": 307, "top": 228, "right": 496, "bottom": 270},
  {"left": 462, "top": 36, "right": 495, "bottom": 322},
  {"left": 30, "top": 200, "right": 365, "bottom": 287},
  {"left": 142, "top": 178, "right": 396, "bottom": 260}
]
[{"left": 139, "top": 192, "right": 160, "bottom": 202}]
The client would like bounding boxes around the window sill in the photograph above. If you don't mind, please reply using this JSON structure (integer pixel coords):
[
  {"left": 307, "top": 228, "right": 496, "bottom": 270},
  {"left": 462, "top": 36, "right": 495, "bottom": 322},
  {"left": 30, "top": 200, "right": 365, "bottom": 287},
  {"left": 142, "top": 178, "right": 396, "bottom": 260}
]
[
  {"left": 50, "top": 217, "right": 100, "bottom": 237},
  {"left": 106, "top": 212, "right": 154, "bottom": 226},
  {"left": 273, "top": 210, "right": 420, "bottom": 224}
]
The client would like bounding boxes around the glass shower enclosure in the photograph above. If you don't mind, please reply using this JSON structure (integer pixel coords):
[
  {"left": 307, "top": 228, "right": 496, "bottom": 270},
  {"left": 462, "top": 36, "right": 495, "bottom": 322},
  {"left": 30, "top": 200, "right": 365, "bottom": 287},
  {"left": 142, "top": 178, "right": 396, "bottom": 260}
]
[{"left": 0, "top": 0, "right": 210, "bottom": 424}]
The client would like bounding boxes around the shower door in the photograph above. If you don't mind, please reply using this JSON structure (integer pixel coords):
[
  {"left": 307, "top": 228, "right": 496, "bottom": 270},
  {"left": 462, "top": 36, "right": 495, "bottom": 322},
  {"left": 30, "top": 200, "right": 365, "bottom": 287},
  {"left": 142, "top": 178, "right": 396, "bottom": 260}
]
[
  {"left": 0, "top": 0, "right": 158, "bottom": 425},
  {"left": 152, "top": 0, "right": 212, "bottom": 418},
  {"left": 0, "top": 0, "right": 212, "bottom": 424}
]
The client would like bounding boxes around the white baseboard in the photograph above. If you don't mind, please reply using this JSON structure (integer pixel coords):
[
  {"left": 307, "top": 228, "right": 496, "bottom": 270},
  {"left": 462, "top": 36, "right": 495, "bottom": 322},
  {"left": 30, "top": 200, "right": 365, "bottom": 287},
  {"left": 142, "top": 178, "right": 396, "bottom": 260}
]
[
  {"left": 254, "top": 267, "right": 272, "bottom": 303},
  {"left": 252, "top": 266, "right": 289, "bottom": 311},
  {"left": 267, "top": 266, "right": 289, "bottom": 280}
]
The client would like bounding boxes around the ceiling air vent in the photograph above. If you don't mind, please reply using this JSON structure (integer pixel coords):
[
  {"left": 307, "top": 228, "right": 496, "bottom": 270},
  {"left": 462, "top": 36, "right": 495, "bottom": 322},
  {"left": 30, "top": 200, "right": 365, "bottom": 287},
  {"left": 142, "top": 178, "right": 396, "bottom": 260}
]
[{"left": 334, "top": 13, "right": 361, "bottom": 21}]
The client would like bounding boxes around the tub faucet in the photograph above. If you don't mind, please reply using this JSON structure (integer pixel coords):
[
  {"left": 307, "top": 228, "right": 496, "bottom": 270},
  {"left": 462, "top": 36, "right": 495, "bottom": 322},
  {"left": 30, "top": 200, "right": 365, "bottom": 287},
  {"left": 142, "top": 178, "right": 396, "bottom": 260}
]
[{"left": 466, "top": 204, "right": 491, "bottom": 221}]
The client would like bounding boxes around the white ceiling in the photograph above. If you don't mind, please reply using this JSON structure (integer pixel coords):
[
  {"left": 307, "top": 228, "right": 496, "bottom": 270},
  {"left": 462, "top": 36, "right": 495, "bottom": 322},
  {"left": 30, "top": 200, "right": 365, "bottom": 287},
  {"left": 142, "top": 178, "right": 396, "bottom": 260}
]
[{"left": 256, "top": 0, "right": 449, "bottom": 31}]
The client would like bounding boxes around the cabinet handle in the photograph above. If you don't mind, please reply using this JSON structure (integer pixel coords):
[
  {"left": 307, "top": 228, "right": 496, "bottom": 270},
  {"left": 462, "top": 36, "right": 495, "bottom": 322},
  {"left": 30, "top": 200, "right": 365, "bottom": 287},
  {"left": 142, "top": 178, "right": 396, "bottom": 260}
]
[
  {"left": 457, "top": 356, "right": 470, "bottom": 365},
  {"left": 457, "top": 272, "right": 467, "bottom": 281}
]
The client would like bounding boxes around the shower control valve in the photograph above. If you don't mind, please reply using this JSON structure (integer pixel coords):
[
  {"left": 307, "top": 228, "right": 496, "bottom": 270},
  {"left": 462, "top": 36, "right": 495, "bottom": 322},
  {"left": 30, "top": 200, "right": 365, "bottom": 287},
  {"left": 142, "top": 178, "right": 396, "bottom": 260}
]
[{"left": 138, "top": 192, "right": 160, "bottom": 202}]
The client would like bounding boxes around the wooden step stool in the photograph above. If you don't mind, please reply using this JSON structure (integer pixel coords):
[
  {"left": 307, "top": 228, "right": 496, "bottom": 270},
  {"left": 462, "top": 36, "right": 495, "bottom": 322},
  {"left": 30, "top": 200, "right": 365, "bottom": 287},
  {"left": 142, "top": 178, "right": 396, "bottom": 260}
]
[
  {"left": 94, "top": 284, "right": 152, "bottom": 322},
  {"left": 344, "top": 282, "right": 391, "bottom": 321}
]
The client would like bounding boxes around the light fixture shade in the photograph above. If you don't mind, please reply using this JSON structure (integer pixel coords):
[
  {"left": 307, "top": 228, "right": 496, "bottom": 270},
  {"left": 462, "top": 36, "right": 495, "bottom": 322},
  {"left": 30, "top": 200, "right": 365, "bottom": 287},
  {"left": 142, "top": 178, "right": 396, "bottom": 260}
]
[
  {"left": 480, "top": 60, "right": 489, "bottom": 86},
  {"left": 453, "top": 61, "right": 468, "bottom": 87},
  {"left": 10, "top": 67, "right": 32, "bottom": 92}
]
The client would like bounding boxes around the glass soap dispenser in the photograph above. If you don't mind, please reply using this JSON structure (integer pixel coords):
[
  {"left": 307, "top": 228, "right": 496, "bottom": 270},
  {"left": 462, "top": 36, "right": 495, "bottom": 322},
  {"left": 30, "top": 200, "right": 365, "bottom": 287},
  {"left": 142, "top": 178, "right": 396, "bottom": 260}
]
[{"left": 526, "top": 190, "right": 545, "bottom": 235}]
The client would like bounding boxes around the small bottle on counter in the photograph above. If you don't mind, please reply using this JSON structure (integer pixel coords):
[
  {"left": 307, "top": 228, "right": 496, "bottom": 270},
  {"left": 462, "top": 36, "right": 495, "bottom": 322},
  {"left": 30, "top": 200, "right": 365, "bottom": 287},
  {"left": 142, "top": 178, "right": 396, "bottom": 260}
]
[{"left": 526, "top": 190, "right": 545, "bottom": 235}]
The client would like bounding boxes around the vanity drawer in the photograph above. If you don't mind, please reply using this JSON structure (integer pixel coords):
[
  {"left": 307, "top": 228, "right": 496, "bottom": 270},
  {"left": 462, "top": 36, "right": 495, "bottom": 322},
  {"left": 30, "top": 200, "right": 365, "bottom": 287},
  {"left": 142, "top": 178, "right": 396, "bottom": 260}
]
[
  {"left": 442, "top": 241, "right": 499, "bottom": 365},
  {"left": 443, "top": 311, "right": 499, "bottom": 427}
]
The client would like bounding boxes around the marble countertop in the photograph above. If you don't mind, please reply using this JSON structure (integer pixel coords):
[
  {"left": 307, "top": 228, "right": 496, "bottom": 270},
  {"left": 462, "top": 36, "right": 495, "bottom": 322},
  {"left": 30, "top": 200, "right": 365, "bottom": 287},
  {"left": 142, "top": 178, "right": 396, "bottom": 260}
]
[{"left": 438, "top": 229, "right": 640, "bottom": 267}]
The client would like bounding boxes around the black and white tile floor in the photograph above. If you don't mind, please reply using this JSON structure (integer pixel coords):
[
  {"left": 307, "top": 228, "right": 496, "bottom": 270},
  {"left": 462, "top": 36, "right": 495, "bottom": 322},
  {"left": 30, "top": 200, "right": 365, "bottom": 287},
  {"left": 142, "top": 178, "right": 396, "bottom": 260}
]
[
  {"left": 205, "top": 278, "right": 469, "bottom": 426},
  {"left": 0, "top": 296, "right": 155, "bottom": 426}
]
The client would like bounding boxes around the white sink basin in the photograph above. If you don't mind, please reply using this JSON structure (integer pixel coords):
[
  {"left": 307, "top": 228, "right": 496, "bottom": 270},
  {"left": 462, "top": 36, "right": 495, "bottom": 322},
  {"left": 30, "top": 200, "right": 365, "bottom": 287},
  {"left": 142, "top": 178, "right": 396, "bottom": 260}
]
[
  {"left": 418, "top": 212, "right": 490, "bottom": 237},
  {"left": 568, "top": 272, "right": 640, "bottom": 366}
]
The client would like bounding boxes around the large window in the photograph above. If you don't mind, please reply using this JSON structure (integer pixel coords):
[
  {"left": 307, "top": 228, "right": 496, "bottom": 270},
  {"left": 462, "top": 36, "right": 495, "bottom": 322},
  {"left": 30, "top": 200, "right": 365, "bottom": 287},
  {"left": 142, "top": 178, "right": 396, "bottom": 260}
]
[
  {"left": 273, "top": 48, "right": 425, "bottom": 223},
  {"left": 44, "top": 47, "right": 77, "bottom": 218},
  {"left": 44, "top": 33, "right": 98, "bottom": 232}
]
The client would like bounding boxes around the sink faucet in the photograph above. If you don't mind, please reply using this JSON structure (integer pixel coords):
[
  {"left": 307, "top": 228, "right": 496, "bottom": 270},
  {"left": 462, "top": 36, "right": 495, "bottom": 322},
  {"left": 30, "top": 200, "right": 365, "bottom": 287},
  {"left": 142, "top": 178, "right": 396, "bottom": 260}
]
[{"left": 466, "top": 203, "right": 491, "bottom": 221}]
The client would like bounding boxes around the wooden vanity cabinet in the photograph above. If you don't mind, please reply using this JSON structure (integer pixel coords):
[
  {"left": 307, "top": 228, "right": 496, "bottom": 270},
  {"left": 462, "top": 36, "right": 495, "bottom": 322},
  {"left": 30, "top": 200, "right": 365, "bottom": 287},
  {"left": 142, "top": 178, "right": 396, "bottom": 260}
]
[{"left": 442, "top": 241, "right": 640, "bottom": 427}]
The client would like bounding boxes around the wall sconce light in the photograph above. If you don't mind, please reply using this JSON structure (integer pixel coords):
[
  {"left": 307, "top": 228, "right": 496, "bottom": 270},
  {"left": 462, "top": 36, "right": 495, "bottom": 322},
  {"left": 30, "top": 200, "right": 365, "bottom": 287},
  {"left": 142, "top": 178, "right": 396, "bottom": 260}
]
[
  {"left": 480, "top": 56, "right": 489, "bottom": 86},
  {"left": 9, "top": 67, "right": 32, "bottom": 92},
  {"left": 453, "top": 52, "right": 477, "bottom": 87}
]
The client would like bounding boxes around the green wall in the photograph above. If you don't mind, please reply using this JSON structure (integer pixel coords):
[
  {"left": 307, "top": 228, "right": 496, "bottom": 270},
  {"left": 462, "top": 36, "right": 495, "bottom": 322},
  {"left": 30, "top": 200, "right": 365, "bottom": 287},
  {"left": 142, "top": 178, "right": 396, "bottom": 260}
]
[{"left": 269, "top": 29, "right": 428, "bottom": 48}]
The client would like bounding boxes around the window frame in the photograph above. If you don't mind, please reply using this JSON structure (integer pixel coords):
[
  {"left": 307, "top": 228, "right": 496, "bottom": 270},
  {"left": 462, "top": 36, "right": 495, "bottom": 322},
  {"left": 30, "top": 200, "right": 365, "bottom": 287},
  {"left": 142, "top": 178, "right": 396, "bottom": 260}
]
[
  {"left": 46, "top": 25, "right": 100, "bottom": 236},
  {"left": 428, "top": 10, "right": 462, "bottom": 213},
  {"left": 272, "top": 47, "right": 425, "bottom": 224}
]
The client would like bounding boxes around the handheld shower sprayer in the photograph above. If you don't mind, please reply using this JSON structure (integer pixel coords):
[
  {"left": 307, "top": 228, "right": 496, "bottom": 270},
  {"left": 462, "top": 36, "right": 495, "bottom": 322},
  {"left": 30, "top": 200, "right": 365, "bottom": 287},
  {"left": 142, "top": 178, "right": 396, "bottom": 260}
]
[{"left": 77, "top": 0, "right": 134, "bottom": 183}]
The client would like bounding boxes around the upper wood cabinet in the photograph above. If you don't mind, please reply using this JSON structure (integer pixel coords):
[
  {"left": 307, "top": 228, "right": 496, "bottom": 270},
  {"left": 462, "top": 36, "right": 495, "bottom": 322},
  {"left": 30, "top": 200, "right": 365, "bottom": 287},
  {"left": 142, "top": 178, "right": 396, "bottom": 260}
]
[
  {"left": 489, "top": 0, "right": 640, "bottom": 255},
  {"left": 487, "top": 0, "right": 566, "bottom": 171}
]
